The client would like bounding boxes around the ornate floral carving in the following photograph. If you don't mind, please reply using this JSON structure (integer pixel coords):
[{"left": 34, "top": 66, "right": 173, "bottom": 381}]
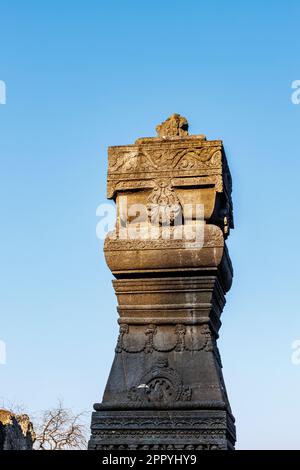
[
  {"left": 105, "top": 235, "right": 204, "bottom": 251},
  {"left": 128, "top": 358, "right": 192, "bottom": 403},
  {"left": 174, "top": 149, "right": 221, "bottom": 169},
  {"left": 115, "top": 323, "right": 213, "bottom": 354},
  {"left": 144, "top": 324, "right": 157, "bottom": 353},
  {"left": 147, "top": 179, "right": 182, "bottom": 225},
  {"left": 92, "top": 429, "right": 225, "bottom": 439},
  {"left": 108, "top": 145, "right": 222, "bottom": 174},
  {"left": 94, "top": 416, "right": 226, "bottom": 428},
  {"left": 184, "top": 324, "right": 213, "bottom": 352},
  {"left": 115, "top": 324, "right": 129, "bottom": 353},
  {"left": 108, "top": 149, "right": 157, "bottom": 173},
  {"left": 175, "top": 324, "right": 186, "bottom": 352}
]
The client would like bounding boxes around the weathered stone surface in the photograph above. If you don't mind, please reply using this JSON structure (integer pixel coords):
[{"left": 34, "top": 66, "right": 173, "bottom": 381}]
[
  {"left": 0, "top": 409, "right": 35, "bottom": 450},
  {"left": 90, "top": 410, "right": 235, "bottom": 450},
  {"left": 89, "top": 115, "right": 236, "bottom": 450},
  {"left": 156, "top": 113, "right": 189, "bottom": 138},
  {"left": 106, "top": 135, "right": 233, "bottom": 238}
]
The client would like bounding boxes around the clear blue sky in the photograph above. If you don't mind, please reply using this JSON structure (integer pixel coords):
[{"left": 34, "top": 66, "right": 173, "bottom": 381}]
[{"left": 0, "top": 0, "right": 299, "bottom": 449}]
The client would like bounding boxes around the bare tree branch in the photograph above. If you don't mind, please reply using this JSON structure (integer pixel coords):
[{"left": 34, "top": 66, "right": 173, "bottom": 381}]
[{"left": 33, "top": 401, "right": 88, "bottom": 450}]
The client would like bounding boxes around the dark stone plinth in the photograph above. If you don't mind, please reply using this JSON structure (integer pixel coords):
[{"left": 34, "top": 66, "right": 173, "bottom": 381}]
[
  {"left": 89, "top": 274, "right": 236, "bottom": 450},
  {"left": 89, "top": 409, "right": 235, "bottom": 450}
]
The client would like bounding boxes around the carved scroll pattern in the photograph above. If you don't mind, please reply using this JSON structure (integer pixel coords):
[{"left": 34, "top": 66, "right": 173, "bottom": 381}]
[{"left": 108, "top": 148, "right": 222, "bottom": 174}]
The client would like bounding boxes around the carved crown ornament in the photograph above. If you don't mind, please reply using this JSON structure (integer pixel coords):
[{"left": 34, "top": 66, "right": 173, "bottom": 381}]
[{"left": 156, "top": 113, "right": 189, "bottom": 138}]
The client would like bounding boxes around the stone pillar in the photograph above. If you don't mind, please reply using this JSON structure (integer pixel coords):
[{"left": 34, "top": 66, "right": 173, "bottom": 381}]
[{"left": 89, "top": 114, "right": 236, "bottom": 450}]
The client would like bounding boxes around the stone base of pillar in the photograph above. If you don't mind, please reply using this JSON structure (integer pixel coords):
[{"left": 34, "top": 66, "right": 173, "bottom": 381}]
[
  {"left": 89, "top": 275, "right": 236, "bottom": 450},
  {"left": 89, "top": 409, "right": 235, "bottom": 450}
]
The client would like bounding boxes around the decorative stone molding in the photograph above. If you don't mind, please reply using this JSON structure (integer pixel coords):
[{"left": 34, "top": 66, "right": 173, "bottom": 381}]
[
  {"left": 108, "top": 145, "right": 223, "bottom": 175},
  {"left": 91, "top": 443, "right": 226, "bottom": 450},
  {"left": 115, "top": 323, "right": 213, "bottom": 354}
]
